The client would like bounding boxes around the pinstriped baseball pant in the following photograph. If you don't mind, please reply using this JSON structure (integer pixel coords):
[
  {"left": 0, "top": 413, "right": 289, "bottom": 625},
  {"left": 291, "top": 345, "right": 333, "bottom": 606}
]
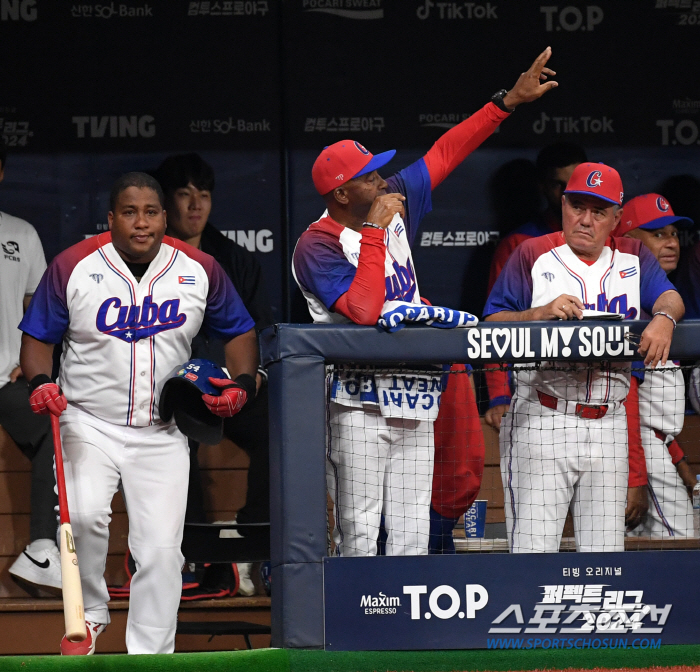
[
  {"left": 626, "top": 427, "right": 693, "bottom": 538},
  {"left": 500, "top": 396, "right": 628, "bottom": 553},
  {"left": 327, "top": 403, "right": 434, "bottom": 556},
  {"left": 59, "top": 404, "right": 189, "bottom": 654}
]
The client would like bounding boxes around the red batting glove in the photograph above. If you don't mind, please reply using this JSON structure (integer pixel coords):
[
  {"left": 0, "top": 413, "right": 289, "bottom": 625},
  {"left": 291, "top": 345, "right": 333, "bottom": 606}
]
[
  {"left": 202, "top": 377, "right": 248, "bottom": 418},
  {"left": 29, "top": 383, "right": 67, "bottom": 417}
]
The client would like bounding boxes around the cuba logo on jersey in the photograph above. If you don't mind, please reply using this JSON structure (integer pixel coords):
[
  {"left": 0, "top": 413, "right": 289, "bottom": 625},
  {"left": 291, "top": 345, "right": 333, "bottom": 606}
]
[
  {"left": 96, "top": 295, "right": 186, "bottom": 342},
  {"left": 656, "top": 196, "right": 670, "bottom": 212},
  {"left": 586, "top": 171, "right": 603, "bottom": 188},
  {"left": 385, "top": 258, "right": 417, "bottom": 302},
  {"left": 594, "top": 291, "right": 637, "bottom": 319}
]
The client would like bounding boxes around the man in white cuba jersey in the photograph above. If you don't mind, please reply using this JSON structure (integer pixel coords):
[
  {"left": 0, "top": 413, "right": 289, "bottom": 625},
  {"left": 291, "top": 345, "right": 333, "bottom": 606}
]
[
  {"left": 293, "top": 49, "right": 559, "bottom": 556},
  {"left": 19, "top": 173, "right": 258, "bottom": 655},
  {"left": 484, "top": 162, "right": 684, "bottom": 553},
  {"left": 614, "top": 193, "right": 696, "bottom": 537}
]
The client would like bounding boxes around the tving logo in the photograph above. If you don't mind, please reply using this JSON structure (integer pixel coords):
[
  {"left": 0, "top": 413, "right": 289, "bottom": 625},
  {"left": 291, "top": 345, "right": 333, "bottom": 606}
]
[
  {"left": 541, "top": 5, "right": 603, "bottom": 31},
  {"left": 1, "top": 0, "right": 36, "bottom": 20},
  {"left": 72, "top": 115, "right": 155, "bottom": 138},
  {"left": 96, "top": 296, "right": 186, "bottom": 342},
  {"left": 302, "top": 0, "right": 383, "bottom": 20}
]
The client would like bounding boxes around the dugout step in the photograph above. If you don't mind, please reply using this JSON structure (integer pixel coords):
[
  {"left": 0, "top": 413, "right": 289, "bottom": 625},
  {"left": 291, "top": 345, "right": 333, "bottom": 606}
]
[
  {"left": 0, "top": 597, "right": 271, "bottom": 654},
  {"left": 181, "top": 522, "right": 270, "bottom": 563},
  {"left": 176, "top": 620, "right": 271, "bottom": 649}
]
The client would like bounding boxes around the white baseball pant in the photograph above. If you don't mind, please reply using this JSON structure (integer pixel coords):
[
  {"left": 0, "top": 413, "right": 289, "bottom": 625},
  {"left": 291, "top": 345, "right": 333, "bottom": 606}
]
[
  {"left": 626, "top": 427, "right": 693, "bottom": 538},
  {"left": 59, "top": 405, "right": 189, "bottom": 654},
  {"left": 500, "top": 396, "right": 628, "bottom": 553},
  {"left": 327, "top": 403, "right": 434, "bottom": 556}
]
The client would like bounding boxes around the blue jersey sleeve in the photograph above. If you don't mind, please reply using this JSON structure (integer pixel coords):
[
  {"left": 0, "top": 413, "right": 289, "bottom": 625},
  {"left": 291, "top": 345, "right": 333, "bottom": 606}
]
[
  {"left": 386, "top": 158, "right": 433, "bottom": 246},
  {"left": 483, "top": 244, "right": 534, "bottom": 317},
  {"left": 204, "top": 260, "right": 255, "bottom": 340},
  {"left": 293, "top": 230, "right": 356, "bottom": 310},
  {"left": 19, "top": 257, "right": 70, "bottom": 344},
  {"left": 638, "top": 244, "right": 677, "bottom": 314}
]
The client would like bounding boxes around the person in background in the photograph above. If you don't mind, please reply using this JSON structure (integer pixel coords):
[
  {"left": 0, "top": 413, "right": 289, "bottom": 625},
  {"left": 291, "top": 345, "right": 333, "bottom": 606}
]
[
  {"left": 0, "top": 138, "right": 61, "bottom": 595},
  {"left": 486, "top": 142, "right": 588, "bottom": 296},
  {"left": 153, "top": 154, "right": 273, "bottom": 596},
  {"left": 664, "top": 175, "right": 700, "bottom": 318},
  {"left": 614, "top": 193, "right": 696, "bottom": 537}
]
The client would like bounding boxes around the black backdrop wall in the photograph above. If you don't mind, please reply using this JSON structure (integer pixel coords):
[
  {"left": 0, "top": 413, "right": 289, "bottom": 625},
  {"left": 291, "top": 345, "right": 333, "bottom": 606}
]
[{"left": 1, "top": 0, "right": 699, "bottom": 321}]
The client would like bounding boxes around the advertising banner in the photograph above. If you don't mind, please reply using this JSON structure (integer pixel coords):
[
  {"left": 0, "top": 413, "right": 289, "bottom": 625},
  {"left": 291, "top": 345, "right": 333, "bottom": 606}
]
[{"left": 324, "top": 551, "right": 700, "bottom": 651}]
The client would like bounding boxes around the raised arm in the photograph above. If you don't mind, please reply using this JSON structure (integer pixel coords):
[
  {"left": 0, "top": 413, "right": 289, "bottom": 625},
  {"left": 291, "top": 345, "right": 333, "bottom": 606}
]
[{"left": 424, "top": 47, "right": 558, "bottom": 190}]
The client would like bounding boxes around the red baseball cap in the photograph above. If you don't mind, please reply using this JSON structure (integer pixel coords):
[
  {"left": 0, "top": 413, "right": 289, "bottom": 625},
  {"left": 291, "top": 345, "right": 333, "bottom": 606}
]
[
  {"left": 613, "top": 193, "right": 693, "bottom": 237},
  {"left": 563, "top": 162, "right": 624, "bottom": 206},
  {"left": 312, "top": 140, "right": 396, "bottom": 195}
]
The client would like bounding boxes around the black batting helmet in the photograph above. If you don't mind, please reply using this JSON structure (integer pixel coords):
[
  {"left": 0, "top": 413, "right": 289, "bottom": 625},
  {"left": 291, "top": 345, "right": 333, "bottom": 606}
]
[{"left": 159, "top": 359, "right": 227, "bottom": 444}]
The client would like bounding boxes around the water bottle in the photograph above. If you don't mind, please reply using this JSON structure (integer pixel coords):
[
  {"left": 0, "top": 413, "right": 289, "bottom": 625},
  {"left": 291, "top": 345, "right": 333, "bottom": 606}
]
[{"left": 694, "top": 475, "right": 700, "bottom": 538}]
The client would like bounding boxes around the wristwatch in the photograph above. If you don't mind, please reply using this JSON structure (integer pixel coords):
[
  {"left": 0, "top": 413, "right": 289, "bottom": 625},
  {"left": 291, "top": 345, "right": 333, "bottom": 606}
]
[
  {"left": 362, "top": 222, "right": 382, "bottom": 230},
  {"left": 491, "top": 89, "right": 515, "bottom": 113}
]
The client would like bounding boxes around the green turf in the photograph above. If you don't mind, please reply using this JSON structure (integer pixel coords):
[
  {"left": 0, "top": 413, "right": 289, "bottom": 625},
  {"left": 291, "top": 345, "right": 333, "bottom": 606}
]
[
  {"left": 287, "top": 646, "right": 700, "bottom": 671},
  {"left": 0, "top": 649, "right": 288, "bottom": 672},
  {"left": 1, "top": 646, "right": 699, "bottom": 672}
]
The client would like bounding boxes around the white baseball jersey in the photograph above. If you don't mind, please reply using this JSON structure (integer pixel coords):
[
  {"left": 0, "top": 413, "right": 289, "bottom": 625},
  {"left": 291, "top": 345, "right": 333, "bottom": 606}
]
[
  {"left": 292, "top": 158, "right": 442, "bottom": 421},
  {"left": 484, "top": 232, "right": 675, "bottom": 404},
  {"left": 292, "top": 156, "right": 433, "bottom": 325},
  {"left": 0, "top": 212, "right": 46, "bottom": 386},
  {"left": 20, "top": 232, "right": 254, "bottom": 427}
]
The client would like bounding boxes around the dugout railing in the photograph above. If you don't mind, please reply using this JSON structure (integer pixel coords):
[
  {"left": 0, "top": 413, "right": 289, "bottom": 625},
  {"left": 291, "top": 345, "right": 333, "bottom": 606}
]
[{"left": 261, "top": 321, "right": 700, "bottom": 650}]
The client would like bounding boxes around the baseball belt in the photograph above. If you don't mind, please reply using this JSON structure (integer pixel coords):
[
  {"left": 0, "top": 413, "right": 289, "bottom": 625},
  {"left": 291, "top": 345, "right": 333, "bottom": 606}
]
[{"left": 536, "top": 390, "right": 613, "bottom": 420}]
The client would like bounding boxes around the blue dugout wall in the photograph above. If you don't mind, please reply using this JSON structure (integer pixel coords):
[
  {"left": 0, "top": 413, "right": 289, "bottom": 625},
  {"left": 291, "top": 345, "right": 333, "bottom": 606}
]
[{"left": 261, "top": 321, "right": 700, "bottom": 649}]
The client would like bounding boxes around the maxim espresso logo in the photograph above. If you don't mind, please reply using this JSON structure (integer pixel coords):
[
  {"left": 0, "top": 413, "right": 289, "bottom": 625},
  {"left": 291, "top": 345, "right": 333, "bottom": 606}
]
[
  {"left": 673, "top": 98, "right": 700, "bottom": 115},
  {"left": 360, "top": 592, "right": 401, "bottom": 615},
  {"left": 302, "top": 0, "right": 383, "bottom": 19}
]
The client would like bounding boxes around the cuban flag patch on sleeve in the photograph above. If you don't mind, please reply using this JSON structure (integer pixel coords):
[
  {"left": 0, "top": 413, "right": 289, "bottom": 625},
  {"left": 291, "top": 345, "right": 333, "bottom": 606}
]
[
  {"left": 619, "top": 267, "right": 637, "bottom": 279},
  {"left": 178, "top": 276, "right": 195, "bottom": 285}
]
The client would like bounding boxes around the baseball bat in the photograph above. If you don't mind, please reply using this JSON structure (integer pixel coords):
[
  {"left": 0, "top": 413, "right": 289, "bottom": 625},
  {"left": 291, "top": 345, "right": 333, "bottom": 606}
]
[{"left": 51, "top": 415, "right": 87, "bottom": 643}]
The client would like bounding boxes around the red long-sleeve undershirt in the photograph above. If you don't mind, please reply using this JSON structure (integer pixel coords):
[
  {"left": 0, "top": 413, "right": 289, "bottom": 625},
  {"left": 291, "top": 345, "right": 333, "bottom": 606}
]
[
  {"left": 333, "top": 102, "right": 509, "bottom": 324},
  {"left": 625, "top": 375, "right": 649, "bottom": 488},
  {"left": 333, "top": 228, "right": 386, "bottom": 325}
]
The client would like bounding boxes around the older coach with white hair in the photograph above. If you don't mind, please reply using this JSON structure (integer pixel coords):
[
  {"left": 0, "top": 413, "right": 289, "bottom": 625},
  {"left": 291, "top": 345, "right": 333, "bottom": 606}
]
[{"left": 484, "top": 163, "right": 684, "bottom": 554}]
